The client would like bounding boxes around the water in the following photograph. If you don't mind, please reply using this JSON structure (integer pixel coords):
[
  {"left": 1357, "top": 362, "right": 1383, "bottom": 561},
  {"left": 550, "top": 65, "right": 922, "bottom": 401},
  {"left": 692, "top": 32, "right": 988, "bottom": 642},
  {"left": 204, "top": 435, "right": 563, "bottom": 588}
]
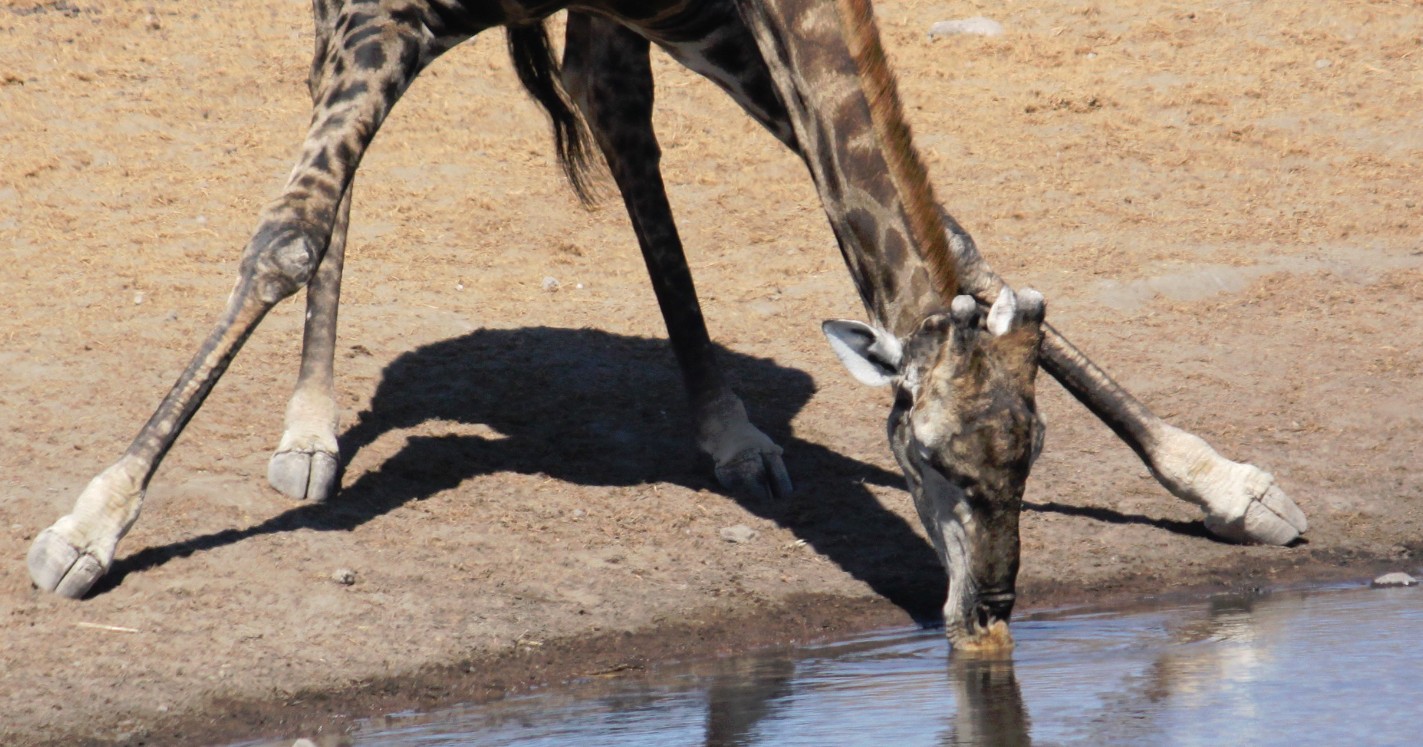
[{"left": 240, "top": 584, "right": 1422, "bottom": 746}]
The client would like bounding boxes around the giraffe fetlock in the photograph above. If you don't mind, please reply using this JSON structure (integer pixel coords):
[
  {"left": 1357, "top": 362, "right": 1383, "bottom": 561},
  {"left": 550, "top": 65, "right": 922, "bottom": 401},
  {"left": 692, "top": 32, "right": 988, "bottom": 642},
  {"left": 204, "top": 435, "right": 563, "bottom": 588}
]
[
  {"left": 695, "top": 393, "right": 792, "bottom": 500},
  {"left": 28, "top": 460, "right": 146, "bottom": 599}
]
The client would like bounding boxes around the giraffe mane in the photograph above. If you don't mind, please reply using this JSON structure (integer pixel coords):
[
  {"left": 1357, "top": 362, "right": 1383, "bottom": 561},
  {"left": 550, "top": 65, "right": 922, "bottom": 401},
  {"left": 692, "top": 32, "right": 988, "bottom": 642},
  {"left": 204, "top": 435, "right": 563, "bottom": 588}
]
[{"left": 834, "top": 0, "right": 959, "bottom": 301}]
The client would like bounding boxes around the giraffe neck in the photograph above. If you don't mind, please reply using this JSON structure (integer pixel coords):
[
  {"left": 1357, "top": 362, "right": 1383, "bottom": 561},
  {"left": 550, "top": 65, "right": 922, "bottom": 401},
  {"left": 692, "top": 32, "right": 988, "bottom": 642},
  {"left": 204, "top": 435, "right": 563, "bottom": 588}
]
[
  {"left": 742, "top": 0, "right": 954, "bottom": 337},
  {"left": 834, "top": 0, "right": 957, "bottom": 300}
]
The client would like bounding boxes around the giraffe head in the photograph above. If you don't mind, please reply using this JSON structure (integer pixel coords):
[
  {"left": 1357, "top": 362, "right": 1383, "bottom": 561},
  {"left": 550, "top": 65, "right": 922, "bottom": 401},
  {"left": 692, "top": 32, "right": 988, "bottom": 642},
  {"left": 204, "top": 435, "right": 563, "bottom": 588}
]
[{"left": 824, "top": 287, "right": 1045, "bottom": 652}]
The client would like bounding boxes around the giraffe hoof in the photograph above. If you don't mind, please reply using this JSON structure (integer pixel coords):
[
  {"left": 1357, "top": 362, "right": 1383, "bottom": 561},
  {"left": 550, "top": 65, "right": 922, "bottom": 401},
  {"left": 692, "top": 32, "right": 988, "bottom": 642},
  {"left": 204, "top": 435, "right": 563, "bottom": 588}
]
[
  {"left": 268, "top": 449, "right": 340, "bottom": 502},
  {"left": 1152, "top": 425, "right": 1307, "bottom": 545},
  {"left": 1204, "top": 480, "right": 1308, "bottom": 546},
  {"left": 28, "top": 524, "right": 110, "bottom": 599},
  {"left": 715, "top": 447, "right": 794, "bottom": 501}
]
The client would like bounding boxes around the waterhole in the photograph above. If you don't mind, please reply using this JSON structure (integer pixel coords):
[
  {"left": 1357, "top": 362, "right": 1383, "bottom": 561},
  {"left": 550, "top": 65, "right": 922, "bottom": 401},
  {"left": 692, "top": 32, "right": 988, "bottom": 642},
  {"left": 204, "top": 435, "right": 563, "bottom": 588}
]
[{"left": 238, "top": 582, "right": 1420, "bottom": 746}]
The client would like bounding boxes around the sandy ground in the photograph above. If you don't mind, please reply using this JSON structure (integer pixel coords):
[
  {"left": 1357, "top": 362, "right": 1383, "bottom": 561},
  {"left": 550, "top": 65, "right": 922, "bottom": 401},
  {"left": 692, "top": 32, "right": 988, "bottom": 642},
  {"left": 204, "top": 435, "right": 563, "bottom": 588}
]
[{"left": 2, "top": 0, "right": 1421, "bottom": 744}]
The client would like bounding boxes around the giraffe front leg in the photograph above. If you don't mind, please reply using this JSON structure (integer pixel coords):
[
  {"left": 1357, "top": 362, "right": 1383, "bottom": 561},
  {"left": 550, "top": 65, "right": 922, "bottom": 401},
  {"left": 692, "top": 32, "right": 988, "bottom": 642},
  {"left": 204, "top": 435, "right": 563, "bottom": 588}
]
[
  {"left": 563, "top": 14, "right": 790, "bottom": 499},
  {"left": 1041, "top": 329, "right": 1307, "bottom": 545},
  {"left": 29, "top": 238, "right": 301, "bottom": 597},
  {"left": 268, "top": 184, "right": 351, "bottom": 502},
  {"left": 29, "top": 7, "right": 445, "bottom": 597}
]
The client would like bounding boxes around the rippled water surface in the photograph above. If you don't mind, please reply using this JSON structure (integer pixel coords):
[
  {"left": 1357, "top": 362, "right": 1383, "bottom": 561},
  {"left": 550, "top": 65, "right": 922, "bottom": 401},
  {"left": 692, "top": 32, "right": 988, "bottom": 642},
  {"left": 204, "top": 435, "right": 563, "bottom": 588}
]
[{"left": 242, "top": 583, "right": 1422, "bottom": 746}]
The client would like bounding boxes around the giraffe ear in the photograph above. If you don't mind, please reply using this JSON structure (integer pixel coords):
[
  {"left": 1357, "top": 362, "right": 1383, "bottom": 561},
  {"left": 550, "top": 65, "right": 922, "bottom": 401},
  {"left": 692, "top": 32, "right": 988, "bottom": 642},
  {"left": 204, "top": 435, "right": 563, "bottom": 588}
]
[{"left": 822, "top": 320, "right": 904, "bottom": 387}]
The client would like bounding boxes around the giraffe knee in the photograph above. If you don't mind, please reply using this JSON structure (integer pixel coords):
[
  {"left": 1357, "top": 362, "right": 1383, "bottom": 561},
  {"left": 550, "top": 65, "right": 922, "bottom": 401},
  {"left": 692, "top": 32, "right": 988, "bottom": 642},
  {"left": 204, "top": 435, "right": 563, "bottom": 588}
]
[{"left": 242, "top": 223, "right": 322, "bottom": 304}]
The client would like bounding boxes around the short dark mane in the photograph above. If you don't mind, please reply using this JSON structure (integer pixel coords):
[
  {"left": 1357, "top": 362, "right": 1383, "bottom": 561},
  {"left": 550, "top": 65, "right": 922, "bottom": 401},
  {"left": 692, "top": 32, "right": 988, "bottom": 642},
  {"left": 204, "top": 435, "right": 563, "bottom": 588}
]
[{"left": 834, "top": 0, "right": 958, "bottom": 298}]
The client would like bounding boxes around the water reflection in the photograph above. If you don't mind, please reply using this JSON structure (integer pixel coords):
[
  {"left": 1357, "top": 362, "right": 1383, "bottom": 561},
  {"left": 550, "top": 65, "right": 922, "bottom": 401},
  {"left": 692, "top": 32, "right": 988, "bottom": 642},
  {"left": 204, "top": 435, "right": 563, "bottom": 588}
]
[
  {"left": 236, "top": 585, "right": 1423, "bottom": 747},
  {"left": 700, "top": 648, "right": 1033, "bottom": 747},
  {"left": 945, "top": 657, "right": 1029, "bottom": 747},
  {"left": 705, "top": 659, "right": 796, "bottom": 746},
  {"left": 1031, "top": 591, "right": 1277, "bottom": 744}
]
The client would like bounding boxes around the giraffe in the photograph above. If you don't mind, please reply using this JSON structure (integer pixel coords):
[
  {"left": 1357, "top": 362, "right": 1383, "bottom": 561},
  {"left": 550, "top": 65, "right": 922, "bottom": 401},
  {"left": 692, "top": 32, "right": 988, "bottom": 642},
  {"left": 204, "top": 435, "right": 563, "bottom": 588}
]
[{"left": 24, "top": 0, "right": 1305, "bottom": 649}]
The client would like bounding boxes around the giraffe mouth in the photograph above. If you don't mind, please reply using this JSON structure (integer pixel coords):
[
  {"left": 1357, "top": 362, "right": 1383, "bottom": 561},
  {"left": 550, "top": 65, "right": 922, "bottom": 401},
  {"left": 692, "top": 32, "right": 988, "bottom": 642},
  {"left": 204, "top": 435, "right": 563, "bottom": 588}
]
[
  {"left": 950, "top": 617, "right": 1015, "bottom": 656},
  {"left": 947, "top": 590, "right": 1017, "bottom": 655}
]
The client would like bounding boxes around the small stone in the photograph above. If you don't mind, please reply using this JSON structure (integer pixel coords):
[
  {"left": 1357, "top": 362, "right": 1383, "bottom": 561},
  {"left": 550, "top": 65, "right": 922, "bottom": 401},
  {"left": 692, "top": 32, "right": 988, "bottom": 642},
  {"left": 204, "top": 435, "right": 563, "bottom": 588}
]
[
  {"left": 292, "top": 740, "right": 318, "bottom": 747},
  {"left": 1371, "top": 572, "right": 1418, "bottom": 588},
  {"left": 132, "top": 292, "right": 144, "bottom": 305},
  {"left": 541, "top": 276, "right": 560, "bottom": 292},
  {"left": 1314, "top": 59, "right": 1332, "bottom": 69},
  {"left": 331, "top": 568, "right": 356, "bottom": 586},
  {"left": 929, "top": 17, "right": 1004, "bottom": 38},
  {"left": 719, "top": 525, "right": 758, "bottom": 544}
]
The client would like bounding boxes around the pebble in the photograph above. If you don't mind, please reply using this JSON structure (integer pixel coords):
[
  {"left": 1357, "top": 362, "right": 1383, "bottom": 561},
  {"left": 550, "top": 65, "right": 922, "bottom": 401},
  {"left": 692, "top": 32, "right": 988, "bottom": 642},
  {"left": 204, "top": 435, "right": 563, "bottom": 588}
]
[
  {"left": 928, "top": 17, "right": 1004, "bottom": 38},
  {"left": 720, "top": 525, "right": 758, "bottom": 544},
  {"left": 541, "top": 276, "right": 560, "bottom": 292},
  {"left": 331, "top": 568, "right": 356, "bottom": 586},
  {"left": 1371, "top": 572, "right": 1418, "bottom": 588}
]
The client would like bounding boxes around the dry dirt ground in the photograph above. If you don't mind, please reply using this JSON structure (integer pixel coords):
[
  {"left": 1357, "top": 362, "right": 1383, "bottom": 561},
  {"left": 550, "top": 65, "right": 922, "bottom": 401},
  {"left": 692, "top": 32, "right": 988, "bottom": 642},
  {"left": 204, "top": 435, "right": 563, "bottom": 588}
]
[{"left": 2, "top": 0, "right": 1421, "bottom": 744}]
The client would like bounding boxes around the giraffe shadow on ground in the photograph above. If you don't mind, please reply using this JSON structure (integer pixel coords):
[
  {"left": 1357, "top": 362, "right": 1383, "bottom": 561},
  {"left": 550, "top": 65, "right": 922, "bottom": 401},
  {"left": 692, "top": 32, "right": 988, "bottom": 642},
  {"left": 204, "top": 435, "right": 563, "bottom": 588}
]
[
  {"left": 100, "top": 326, "right": 1213, "bottom": 616},
  {"left": 101, "top": 326, "right": 947, "bottom": 619}
]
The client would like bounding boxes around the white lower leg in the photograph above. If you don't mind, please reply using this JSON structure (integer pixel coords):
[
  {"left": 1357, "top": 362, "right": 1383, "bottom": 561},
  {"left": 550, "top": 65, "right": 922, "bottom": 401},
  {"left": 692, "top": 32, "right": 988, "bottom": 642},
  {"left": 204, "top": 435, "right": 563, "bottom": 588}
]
[
  {"left": 1146, "top": 423, "right": 1308, "bottom": 545},
  {"left": 28, "top": 456, "right": 147, "bottom": 598},
  {"left": 695, "top": 393, "right": 792, "bottom": 500}
]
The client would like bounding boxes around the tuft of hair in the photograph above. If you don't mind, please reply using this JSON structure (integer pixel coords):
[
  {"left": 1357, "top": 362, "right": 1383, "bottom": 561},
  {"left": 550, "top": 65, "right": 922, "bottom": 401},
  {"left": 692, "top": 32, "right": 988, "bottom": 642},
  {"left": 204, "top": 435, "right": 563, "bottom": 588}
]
[
  {"left": 834, "top": 0, "right": 958, "bottom": 299},
  {"left": 506, "top": 23, "right": 600, "bottom": 205}
]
